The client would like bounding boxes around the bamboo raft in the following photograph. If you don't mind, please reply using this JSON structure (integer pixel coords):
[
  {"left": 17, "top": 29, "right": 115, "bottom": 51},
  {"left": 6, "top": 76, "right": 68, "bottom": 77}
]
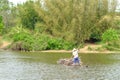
[{"left": 57, "top": 58, "right": 82, "bottom": 66}]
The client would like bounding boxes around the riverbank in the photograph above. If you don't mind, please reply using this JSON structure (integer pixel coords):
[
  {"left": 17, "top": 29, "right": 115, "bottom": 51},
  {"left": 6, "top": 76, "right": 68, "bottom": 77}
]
[
  {"left": 0, "top": 37, "right": 120, "bottom": 54},
  {"left": 0, "top": 37, "right": 11, "bottom": 49},
  {"left": 40, "top": 44, "right": 120, "bottom": 53},
  {"left": 40, "top": 49, "right": 120, "bottom": 54}
]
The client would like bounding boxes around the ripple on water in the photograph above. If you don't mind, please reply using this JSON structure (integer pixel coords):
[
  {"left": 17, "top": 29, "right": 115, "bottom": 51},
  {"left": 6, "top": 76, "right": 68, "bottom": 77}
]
[{"left": 0, "top": 51, "right": 120, "bottom": 80}]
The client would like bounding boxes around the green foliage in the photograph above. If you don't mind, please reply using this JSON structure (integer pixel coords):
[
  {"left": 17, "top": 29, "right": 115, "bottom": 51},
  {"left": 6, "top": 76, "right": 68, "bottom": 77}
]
[
  {"left": 0, "top": 16, "right": 4, "bottom": 34},
  {"left": 13, "top": 32, "right": 33, "bottom": 42},
  {"left": 91, "top": 15, "right": 114, "bottom": 40},
  {"left": 35, "top": 22, "right": 46, "bottom": 33},
  {"left": 34, "top": 0, "right": 115, "bottom": 44},
  {"left": 0, "top": 0, "right": 9, "bottom": 11},
  {"left": 114, "top": 16, "right": 120, "bottom": 35},
  {"left": 18, "top": 1, "right": 39, "bottom": 30},
  {"left": 0, "top": 0, "right": 10, "bottom": 27},
  {"left": 6, "top": 27, "right": 74, "bottom": 51},
  {"left": 90, "top": 33, "right": 101, "bottom": 40},
  {"left": 4, "top": 26, "right": 30, "bottom": 39},
  {"left": 47, "top": 38, "right": 74, "bottom": 50},
  {"left": 2, "top": 0, "right": 119, "bottom": 51},
  {"left": 103, "top": 41, "right": 120, "bottom": 51},
  {"left": 102, "top": 28, "right": 119, "bottom": 43}
]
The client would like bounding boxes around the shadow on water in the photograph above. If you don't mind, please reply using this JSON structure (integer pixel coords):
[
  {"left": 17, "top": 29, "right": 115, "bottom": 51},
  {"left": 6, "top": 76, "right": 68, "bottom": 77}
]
[{"left": 0, "top": 51, "right": 120, "bottom": 80}]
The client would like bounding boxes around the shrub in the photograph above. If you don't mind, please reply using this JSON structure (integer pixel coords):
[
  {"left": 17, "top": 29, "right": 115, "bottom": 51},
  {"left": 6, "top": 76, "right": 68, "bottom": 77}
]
[
  {"left": 47, "top": 38, "right": 74, "bottom": 50},
  {"left": 9, "top": 32, "right": 74, "bottom": 51},
  {"left": 0, "top": 16, "right": 4, "bottom": 34},
  {"left": 6, "top": 27, "right": 75, "bottom": 51},
  {"left": 47, "top": 38, "right": 62, "bottom": 50},
  {"left": 102, "top": 28, "right": 119, "bottom": 43}
]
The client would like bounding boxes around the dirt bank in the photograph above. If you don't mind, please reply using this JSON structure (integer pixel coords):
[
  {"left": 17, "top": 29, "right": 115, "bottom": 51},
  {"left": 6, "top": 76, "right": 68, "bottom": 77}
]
[
  {"left": 0, "top": 36, "right": 11, "bottom": 49},
  {"left": 0, "top": 41, "right": 11, "bottom": 49}
]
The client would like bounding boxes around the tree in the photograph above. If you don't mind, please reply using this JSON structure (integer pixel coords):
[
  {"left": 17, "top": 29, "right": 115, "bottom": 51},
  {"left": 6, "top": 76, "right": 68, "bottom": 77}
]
[
  {"left": 34, "top": 0, "right": 118, "bottom": 45},
  {"left": 18, "top": 1, "right": 39, "bottom": 30},
  {"left": 0, "top": 0, "right": 10, "bottom": 27},
  {"left": 0, "top": 16, "right": 4, "bottom": 34}
]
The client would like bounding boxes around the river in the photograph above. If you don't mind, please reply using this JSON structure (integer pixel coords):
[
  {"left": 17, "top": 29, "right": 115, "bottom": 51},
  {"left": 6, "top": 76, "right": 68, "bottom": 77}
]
[{"left": 0, "top": 50, "right": 120, "bottom": 80}]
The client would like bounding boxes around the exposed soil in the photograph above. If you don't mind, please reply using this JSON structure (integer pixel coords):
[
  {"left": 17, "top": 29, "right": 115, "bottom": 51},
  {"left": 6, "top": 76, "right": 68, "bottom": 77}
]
[
  {"left": 0, "top": 36, "right": 11, "bottom": 49},
  {"left": 0, "top": 41, "right": 11, "bottom": 49}
]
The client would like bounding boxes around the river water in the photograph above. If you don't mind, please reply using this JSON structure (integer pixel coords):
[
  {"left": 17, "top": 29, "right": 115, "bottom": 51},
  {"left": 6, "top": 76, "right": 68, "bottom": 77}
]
[{"left": 0, "top": 50, "right": 120, "bottom": 80}]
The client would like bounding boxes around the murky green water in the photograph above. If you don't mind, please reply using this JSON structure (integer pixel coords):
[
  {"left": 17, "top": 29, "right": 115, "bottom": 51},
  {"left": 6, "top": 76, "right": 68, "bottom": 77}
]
[{"left": 0, "top": 51, "right": 120, "bottom": 80}]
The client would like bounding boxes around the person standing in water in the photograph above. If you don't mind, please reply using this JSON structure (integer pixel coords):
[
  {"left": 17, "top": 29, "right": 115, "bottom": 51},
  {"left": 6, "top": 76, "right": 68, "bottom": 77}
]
[{"left": 72, "top": 48, "right": 80, "bottom": 65}]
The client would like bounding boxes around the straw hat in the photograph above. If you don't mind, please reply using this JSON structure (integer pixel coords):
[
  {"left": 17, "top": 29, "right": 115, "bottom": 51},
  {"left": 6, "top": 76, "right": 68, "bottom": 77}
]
[{"left": 73, "top": 48, "right": 77, "bottom": 52}]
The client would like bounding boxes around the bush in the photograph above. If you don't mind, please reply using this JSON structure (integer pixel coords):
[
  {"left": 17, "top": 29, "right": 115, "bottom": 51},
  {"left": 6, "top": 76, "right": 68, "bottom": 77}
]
[
  {"left": 101, "top": 28, "right": 120, "bottom": 51},
  {"left": 102, "top": 28, "right": 119, "bottom": 43},
  {"left": 3, "top": 26, "right": 30, "bottom": 40},
  {"left": 47, "top": 38, "right": 63, "bottom": 50},
  {"left": 8, "top": 29, "right": 74, "bottom": 51},
  {"left": 0, "top": 16, "right": 4, "bottom": 34},
  {"left": 47, "top": 38, "right": 74, "bottom": 50},
  {"left": 32, "top": 34, "right": 50, "bottom": 51}
]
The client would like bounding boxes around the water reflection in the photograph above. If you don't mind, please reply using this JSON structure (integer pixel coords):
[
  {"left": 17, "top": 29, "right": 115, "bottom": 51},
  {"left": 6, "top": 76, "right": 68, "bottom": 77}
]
[{"left": 0, "top": 51, "right": 120, "bottom": 80}]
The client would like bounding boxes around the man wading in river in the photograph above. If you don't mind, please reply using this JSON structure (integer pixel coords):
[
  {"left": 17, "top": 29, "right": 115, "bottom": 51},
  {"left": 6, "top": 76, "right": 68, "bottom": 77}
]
[{"left": 72, "top": 48, "right": 80, "bottom": 65}]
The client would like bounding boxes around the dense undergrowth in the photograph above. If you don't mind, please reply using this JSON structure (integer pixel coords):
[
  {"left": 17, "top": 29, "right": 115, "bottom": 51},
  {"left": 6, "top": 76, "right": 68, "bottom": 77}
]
[
  {"left": 2, "top": 26, "right": 120, "bottom": 52},
  {"left": 102, "top": 28, "right": 120, "bottom": 51},
  {"left": 4, "top": 27, "right": 75, "bottom": 51}
]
